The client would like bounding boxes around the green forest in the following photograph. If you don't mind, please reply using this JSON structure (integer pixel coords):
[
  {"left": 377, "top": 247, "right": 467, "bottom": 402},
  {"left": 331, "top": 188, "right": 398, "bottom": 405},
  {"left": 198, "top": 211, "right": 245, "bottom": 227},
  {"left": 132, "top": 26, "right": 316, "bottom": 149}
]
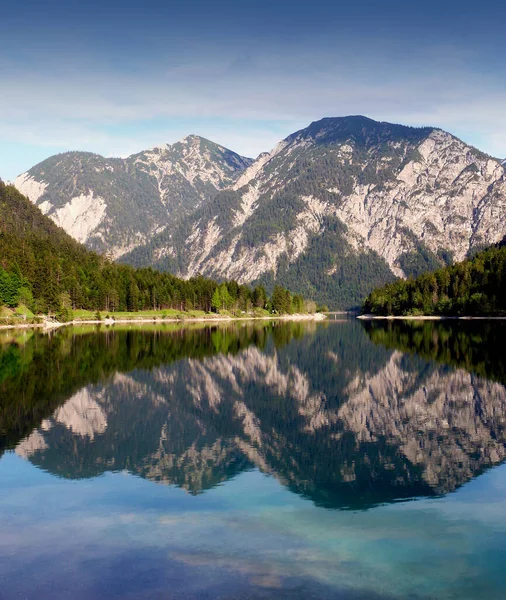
[
  {"left": 363, "top": 242, "right": 506, "bottom": 316},
  {"left": 0, "top": 181, "right": 308, "bottom": 320}
]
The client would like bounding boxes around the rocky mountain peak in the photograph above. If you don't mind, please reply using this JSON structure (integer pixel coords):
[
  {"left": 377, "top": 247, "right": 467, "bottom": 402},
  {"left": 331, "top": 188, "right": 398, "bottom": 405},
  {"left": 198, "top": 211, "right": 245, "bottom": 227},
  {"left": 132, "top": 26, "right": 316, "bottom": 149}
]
[
  {"left": 176, "top": 134, "right": 215, "bottom": 148},
  {"left": 287, "top": 115, "right": 436, "bottom": 148},
  {"left": 14, "top": 137, "right": 253, "bottom": 258},
  {"left": 130, "top": 134, "right": 253, "bottom": 190}
]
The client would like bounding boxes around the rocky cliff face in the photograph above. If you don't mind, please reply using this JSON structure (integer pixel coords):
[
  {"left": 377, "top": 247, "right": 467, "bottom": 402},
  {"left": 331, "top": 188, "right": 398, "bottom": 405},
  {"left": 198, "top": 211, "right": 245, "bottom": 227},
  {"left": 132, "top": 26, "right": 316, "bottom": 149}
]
[
  {"left": 14, "top": 137, "right": 252, "bottom": 258},
  {"left": 338, "top": 351, "right": 506, "bottom": 494}
]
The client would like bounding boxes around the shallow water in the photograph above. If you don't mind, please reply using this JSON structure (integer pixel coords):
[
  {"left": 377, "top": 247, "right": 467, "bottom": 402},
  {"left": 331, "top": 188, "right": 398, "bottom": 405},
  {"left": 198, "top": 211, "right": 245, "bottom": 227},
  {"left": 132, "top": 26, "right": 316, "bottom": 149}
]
[{"left": 1, "top": 320, "right": 506, "bottom": 599}]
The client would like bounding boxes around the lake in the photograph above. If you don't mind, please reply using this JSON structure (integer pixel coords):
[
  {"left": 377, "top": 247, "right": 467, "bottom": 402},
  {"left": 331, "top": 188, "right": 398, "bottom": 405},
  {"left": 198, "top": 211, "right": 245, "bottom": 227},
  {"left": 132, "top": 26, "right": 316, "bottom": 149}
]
[{"left": 1, "top": 320, "right": 506, "bottom": 599}]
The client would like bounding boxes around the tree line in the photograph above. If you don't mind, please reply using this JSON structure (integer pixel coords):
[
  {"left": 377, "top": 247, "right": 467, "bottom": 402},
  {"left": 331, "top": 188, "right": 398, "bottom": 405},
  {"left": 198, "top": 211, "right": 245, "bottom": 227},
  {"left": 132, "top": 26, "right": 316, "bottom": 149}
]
[
  {"left": 0, "top": 181, "right": 311, "bottom": 319},
  {"left": 363, "top": 243, "right": 506, "bottom": 316}
]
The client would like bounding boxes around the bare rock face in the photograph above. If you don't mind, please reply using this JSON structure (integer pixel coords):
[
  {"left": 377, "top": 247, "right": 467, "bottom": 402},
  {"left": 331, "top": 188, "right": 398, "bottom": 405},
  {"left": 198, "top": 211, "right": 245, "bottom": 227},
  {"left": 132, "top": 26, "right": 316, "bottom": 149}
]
[
  {"left": 337, "top": 351, "right": 506, "bottom": 493},
  {"left": 196, "top": 123, "right": 506, "bottom": 279}
]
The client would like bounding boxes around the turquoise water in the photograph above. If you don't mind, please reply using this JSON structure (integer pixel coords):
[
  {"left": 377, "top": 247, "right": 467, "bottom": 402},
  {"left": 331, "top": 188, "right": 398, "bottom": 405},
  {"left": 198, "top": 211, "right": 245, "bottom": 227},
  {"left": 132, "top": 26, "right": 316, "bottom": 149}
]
[{"left": 1, "top": 320, "right": 506, "bottom": 599}]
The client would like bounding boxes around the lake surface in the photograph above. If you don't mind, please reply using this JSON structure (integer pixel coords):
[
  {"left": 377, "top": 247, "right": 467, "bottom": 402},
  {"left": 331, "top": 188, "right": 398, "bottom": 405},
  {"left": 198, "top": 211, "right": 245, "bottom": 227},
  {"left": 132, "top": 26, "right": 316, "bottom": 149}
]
[{"left": 1, "top": 320, "right": 506, "bottom": 599}]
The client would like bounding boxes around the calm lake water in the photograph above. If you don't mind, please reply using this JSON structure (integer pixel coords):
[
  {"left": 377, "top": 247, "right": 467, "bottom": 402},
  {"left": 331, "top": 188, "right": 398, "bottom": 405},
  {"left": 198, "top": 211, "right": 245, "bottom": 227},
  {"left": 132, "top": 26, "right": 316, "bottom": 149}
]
[{"left": 1, "top": 320, "right": 506, "bottom": 599}]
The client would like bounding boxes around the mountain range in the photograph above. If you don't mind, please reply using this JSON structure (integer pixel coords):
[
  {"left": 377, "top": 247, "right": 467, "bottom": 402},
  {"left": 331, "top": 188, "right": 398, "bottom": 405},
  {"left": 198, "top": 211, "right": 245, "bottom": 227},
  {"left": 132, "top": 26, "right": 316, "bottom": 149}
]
[{"left": 14, "top": 116, "right": 506, "bottom": 308}]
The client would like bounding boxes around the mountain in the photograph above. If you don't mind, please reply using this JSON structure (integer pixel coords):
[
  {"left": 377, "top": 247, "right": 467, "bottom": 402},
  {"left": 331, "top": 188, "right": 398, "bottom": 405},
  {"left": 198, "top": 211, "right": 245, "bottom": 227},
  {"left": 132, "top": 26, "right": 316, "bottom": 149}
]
[
  {"left": 14, "top": 136, "right": 252, "bottom": 258},
  {"left": 15, "top": 117, "right": 506, "bottom": 308},
  {"left": 123, "top": 116, "right": 506, "bottom": 308},
  {"left": 0, "top": 179, "right": 105, "bottom": 312}
]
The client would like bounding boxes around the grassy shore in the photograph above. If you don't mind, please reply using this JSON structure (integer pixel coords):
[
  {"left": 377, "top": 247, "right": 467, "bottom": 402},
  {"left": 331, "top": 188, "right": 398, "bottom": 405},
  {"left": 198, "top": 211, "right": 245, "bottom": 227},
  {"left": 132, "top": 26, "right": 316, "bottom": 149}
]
[
  {"left": 0, "top": 307, "right": 326, "bottom": 330},
  {"left": 73, "top": 308, "right": 210, "bottom": 320}
]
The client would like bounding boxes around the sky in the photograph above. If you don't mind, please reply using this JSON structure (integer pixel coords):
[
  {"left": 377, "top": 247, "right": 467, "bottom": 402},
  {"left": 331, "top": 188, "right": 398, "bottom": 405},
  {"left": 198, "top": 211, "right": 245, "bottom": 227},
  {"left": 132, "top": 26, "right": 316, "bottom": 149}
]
[{"left": 1, "top": 0, "right": 506, "bottom": 181}]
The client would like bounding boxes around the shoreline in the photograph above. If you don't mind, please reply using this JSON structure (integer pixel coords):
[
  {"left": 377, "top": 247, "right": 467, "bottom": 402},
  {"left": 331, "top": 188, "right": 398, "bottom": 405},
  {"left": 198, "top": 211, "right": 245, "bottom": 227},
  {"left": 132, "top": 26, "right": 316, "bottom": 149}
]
[
  {"left": 0, "top": 312, "right": 326, "bottom": 331},
  {"left": 357, "top": 314, "right": 506, "bottom": 321}
]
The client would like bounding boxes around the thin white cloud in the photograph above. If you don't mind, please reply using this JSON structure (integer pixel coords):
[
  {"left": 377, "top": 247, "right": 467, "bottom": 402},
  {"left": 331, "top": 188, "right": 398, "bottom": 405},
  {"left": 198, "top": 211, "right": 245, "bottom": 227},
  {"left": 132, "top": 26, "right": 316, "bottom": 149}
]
[{"left": 1, "top": 39, "right": 506, "bottom": 177}]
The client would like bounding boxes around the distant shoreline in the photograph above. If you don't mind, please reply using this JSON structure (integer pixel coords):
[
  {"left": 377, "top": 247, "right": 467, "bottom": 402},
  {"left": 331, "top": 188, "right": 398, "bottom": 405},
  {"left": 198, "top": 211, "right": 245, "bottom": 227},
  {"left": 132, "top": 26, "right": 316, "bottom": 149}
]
[
  {"left": 357, "top": 314, "right": 506, "bottom": 321},
  {"left": 0, "top": 312, "right": 326, "bottom": 331}
]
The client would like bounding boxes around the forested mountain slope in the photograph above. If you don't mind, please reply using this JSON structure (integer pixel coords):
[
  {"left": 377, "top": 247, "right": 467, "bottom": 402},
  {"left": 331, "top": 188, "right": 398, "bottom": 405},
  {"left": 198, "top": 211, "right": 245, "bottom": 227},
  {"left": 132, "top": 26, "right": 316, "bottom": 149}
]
[
  {"left": 0, "top": 182, "right": 297, "bottom": 317},
  {"left": 362, "top": 242, "right": 506, "bottom": 316},
  {"left": 14, "top": 116, "right": 506, "bottom": 309}
]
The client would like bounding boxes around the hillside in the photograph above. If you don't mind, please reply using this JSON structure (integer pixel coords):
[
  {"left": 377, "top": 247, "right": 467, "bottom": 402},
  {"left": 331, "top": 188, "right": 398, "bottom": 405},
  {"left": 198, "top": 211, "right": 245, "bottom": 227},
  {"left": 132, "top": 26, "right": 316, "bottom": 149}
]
[
  {"left": 122, "top": 116, "right": 506, "bottom": 308},
  {"left": 362, "top": 242, "right": 506, "bottom": 316},
  {"left": 14, "top": 136, "right": 252, "bottom": 258},
  {"left": 0, "top": 182, "right": 301, "bottom": 318}
]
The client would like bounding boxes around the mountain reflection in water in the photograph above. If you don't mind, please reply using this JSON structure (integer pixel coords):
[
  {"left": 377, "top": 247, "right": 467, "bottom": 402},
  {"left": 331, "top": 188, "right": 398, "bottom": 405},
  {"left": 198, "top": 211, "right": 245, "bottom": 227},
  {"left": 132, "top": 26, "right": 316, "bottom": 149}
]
[{"left": 2, "top": 320, "right": 506, "bottom": 510}]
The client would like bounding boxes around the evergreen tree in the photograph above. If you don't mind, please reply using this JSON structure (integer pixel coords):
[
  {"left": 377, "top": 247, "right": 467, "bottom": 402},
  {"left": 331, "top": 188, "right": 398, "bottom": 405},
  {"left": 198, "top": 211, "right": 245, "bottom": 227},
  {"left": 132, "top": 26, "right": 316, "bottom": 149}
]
[
  {"left": 272, "top": 285, "right": 292, "bottom": 314},
  {"left": 211, "top": 287, "right": 221, "bottom": 312},
  {"left": 253, "top": 285, "right": 267, "bottom": 309},
  {"left": 219, "top": 283, "right": 233, "bottom": 310}
]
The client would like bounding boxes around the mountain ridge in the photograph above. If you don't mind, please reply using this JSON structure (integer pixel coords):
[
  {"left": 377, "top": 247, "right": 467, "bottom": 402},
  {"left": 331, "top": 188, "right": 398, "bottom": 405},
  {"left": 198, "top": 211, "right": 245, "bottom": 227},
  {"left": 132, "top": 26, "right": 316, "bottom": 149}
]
[
  {"left": 15, "top": 136, "right": 253, "bottom": 258},
  {"left": 0, "top": 181, "right": 301, "bottom": 317}
]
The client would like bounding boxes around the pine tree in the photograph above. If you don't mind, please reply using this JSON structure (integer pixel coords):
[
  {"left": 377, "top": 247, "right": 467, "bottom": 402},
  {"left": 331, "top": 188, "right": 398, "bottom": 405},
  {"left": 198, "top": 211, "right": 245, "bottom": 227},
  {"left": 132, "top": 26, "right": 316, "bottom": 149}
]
[
  {"left": 211, "top": 288, "right": 221, "bottom": 312},
  {"left": 219, "top": 283, "right": 233, "bottom": 310}
]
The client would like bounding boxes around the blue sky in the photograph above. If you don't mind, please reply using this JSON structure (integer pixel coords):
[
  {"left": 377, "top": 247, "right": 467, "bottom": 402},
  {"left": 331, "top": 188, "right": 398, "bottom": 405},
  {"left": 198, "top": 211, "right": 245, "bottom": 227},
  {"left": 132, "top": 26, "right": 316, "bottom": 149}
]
[{"left": 1, "top": 0, "right": 506, "bottom": 180}]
